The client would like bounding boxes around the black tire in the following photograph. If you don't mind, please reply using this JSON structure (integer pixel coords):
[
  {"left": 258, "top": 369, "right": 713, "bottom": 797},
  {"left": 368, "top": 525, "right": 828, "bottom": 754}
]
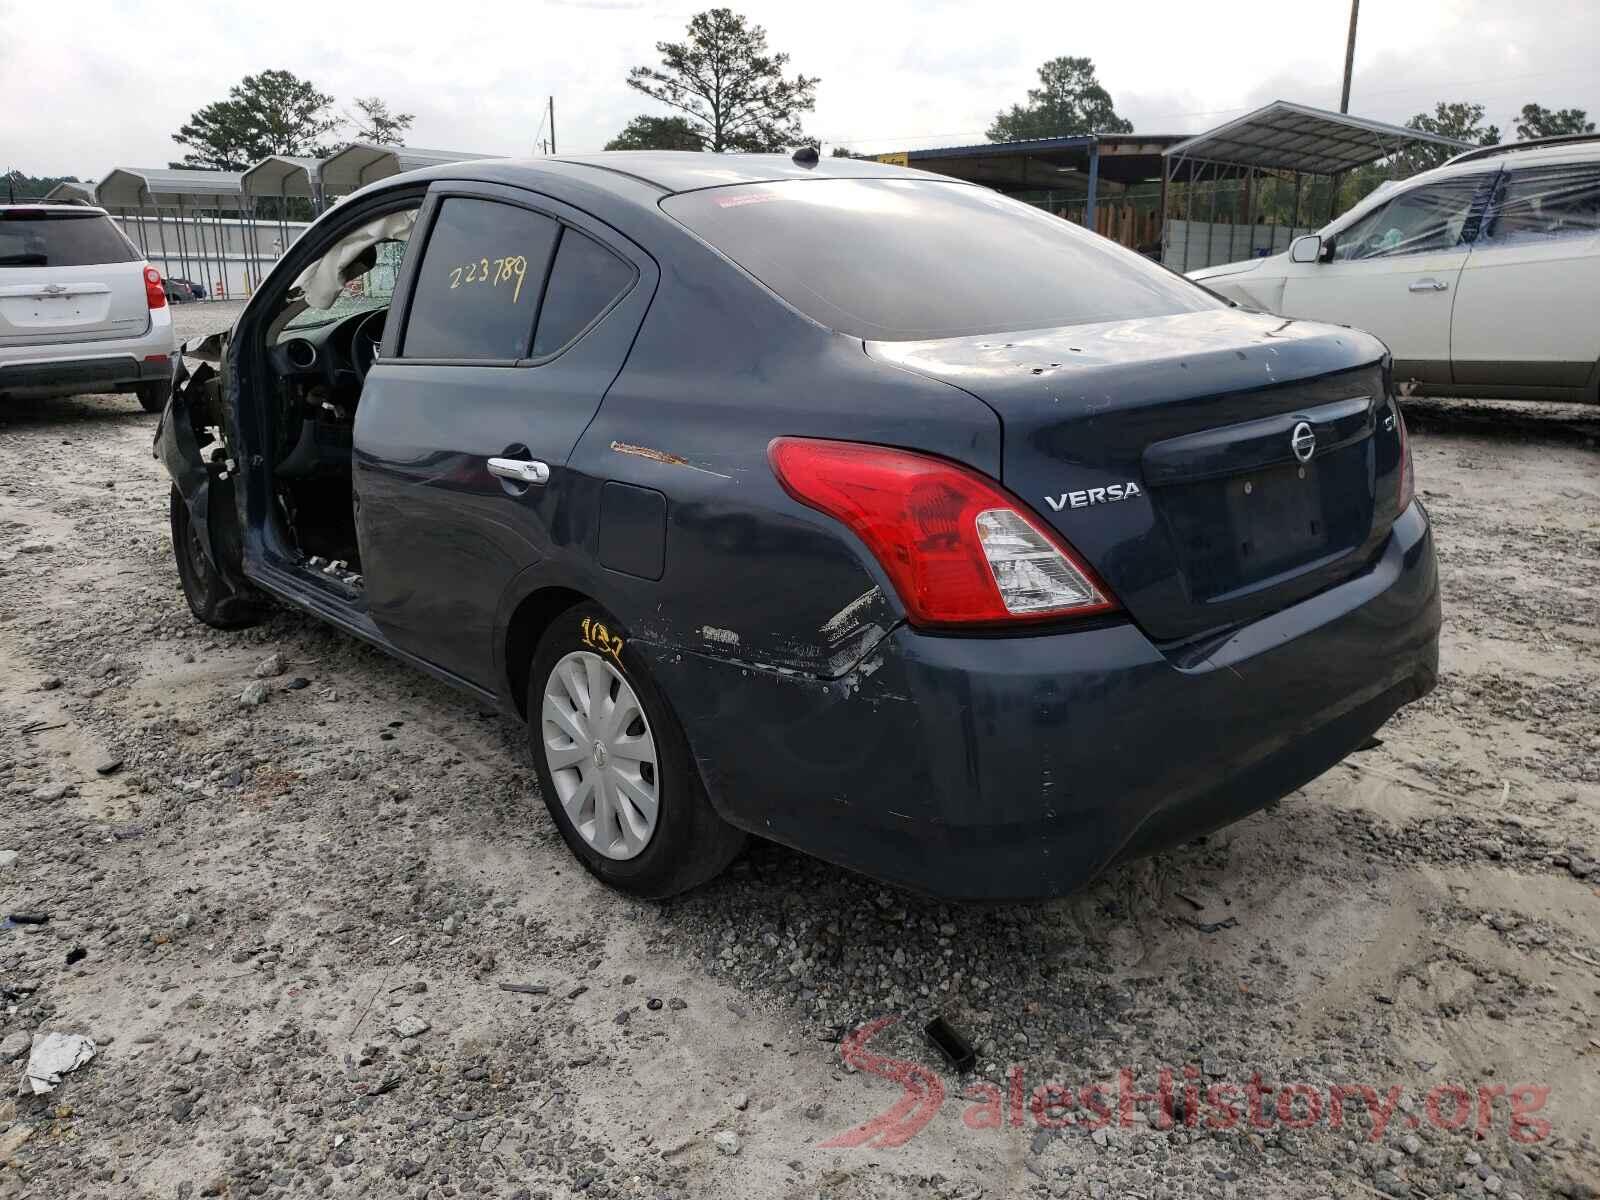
[
  {"left": 527, "top": 602, "right": 745, "bottom": 898},
  {"left": 169, "top": 487, "right": 266, "bottom": 630},
  {"left": 135, "top": 380, "right": 171, "bottom": 414}
]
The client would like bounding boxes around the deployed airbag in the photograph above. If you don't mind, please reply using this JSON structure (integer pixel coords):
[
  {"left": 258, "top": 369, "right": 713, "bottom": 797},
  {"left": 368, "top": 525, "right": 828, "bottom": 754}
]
[{"left": 293, "top": 210, "right": 416, "bottom": 309}]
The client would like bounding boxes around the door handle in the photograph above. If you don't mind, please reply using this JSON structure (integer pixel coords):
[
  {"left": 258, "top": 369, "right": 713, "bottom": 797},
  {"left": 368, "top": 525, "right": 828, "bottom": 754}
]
[
  {"left": 1408, "top": 278, "right": 1449, "bottom": 292},
  {"left": 487, "top": 457, "right": 550, "bottom": 485}
]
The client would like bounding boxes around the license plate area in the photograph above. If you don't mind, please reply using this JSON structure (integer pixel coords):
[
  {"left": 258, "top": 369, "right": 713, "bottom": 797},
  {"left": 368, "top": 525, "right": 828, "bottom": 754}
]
[{"left": 1160, "top": 447, "right": 1372, "bottom": 601}]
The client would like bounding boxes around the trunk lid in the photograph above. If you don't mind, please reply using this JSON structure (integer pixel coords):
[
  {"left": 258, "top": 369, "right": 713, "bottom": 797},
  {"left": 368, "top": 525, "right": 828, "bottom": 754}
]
[
  {"left": 0, "top": 210, "right": 149, "bottom": 346},
  {"left": 869, "top": 309, "right": 1406, "bottom": 642}
]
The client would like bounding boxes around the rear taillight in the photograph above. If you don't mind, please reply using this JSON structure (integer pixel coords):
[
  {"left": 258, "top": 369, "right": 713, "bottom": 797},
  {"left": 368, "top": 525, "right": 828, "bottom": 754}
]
[
  {"left": 768, "top": 437, "right": 1117, "bottom": 627},
  {"left": 1395, "top": 403, "right": 1414, "bottom": 511},
  {"left": 143, "top": 265, "right": 166, "bottom": 310}
]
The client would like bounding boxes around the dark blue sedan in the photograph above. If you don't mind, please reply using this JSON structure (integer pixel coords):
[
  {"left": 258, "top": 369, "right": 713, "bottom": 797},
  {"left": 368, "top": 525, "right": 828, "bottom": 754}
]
[{"left": 157, "top": 151, "right": 1439, "bottom": 900}]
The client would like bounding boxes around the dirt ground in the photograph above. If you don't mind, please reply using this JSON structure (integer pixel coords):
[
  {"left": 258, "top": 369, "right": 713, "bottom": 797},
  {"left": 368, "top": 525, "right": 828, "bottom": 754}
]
[{"left": 0, "top": 299, "right": 1597, "bottom": 1200}]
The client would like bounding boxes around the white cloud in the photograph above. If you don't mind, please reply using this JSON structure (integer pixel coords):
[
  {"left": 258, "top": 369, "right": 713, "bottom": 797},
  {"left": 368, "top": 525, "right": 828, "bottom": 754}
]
[{"left": 3, "top": 0, "right": 1596, "bottom": 178}]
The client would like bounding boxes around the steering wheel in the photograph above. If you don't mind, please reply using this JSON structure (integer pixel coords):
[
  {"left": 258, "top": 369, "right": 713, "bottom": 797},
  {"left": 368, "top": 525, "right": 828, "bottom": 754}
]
[{"left": 352, "top": 309, "right": 387, "bottom": 381}]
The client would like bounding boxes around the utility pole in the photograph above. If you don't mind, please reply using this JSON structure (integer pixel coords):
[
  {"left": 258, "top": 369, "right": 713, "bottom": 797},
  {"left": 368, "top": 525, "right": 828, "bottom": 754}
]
[
  {"left": 1339, "top": 0, "right": 1360, "bottom": 113},
  {"left": 548, "top": 97, "right": 556, "bottom": 155}
]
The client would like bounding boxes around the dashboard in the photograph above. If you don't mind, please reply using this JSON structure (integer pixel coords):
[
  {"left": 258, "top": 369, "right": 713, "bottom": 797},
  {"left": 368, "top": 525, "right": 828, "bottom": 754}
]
[
  {"left": 271, "top": 306, "right": 388, "bottom": 398},
  {"left": 268, "top": 306, "right": 387, "bottom": 479}
]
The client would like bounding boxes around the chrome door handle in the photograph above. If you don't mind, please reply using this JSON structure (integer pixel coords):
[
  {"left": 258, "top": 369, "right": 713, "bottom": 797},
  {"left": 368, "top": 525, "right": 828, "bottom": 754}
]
[
  {"left": 487, "top": 457, "right": 550, "bottom": 485},
  {"left": 1408, "top": 278, "right": 1449, "bottom": 292}
]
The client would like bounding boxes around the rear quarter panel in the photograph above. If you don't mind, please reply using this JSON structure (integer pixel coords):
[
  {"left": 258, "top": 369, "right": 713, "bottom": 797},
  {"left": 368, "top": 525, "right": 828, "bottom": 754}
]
[{"left": 555, "top": 214, "right": 1004, "bottom": 679}]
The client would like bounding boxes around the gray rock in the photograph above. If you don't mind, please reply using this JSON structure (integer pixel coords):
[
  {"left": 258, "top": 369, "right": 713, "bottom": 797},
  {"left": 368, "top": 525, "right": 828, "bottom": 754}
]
[
  {"left": 0, "top": 1031, "right": 31, "bottom": 1062},
  {"left": 31, "top": 782, "right": 68, "bottom": 802},
  {"left": 731, "top": 1091, "right": 749, "bottom": 1111},
  {"left": 1401, "top": 1134, "right": 1422, "bottom": 1155},
  {"left": 94, "top": 755, "right": 124, "bottom": 776},
  {"left": 712, "top": 1130, "right": 741, "bottom": 1156},
  {"left": 392, "top": 1014, "right": 430, "bottom": 1039},
  {"left": 238, "top": 681, "right": 270, "bottom": 708},
  {"left": 0, "top": 850, "right": 17, "bottom": 868},
  {"left": 38, "top": 676, "right": 62, "bottom": 691},
  {"left": 253, "top": 652, "right": 288, "bottom": 679}
]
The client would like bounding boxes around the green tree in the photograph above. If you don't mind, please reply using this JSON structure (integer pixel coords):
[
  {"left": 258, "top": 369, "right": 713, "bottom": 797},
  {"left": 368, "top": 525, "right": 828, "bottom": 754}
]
[
  {"left": 986, "top": 57, "right": 1132, "bottom": 142},
  {"left": 1514, "top": 103, "right": 1594, "bottom": 140},
  {"left": 604, "top": 115, "right": 706, "bottom": 151},
  {"left": 626, "top": 8, "right": 818, "bottom": 152},
  {"left": 172, "top": 70, "right": 343, "bottom": 170},
  {"left": 1395, "top": 101, "right": 1500, "bottom": 173},
  {"left": 350, "top": 96, "right": 414, "bottom": 146},
  {"left": 829, "top": 146, "right": 855, "bottom": 157}
]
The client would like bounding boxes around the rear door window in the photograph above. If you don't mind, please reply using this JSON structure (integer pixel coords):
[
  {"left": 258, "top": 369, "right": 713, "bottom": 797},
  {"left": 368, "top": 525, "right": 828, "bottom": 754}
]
[
  {"left": 530, "top": 228, "right": 636, "bottom": 357},
  {"left": 402, "top": 198, "right": 559, "bottom": 361},
  {"left": 1479, "top": 164, "right": 1600, "bottom": 246},
  {"left": 662, "top": 178, "right": 1217, "bottom": 341},
  {"left": 0, "top": 211, "right": 139, "bottom": 267}
]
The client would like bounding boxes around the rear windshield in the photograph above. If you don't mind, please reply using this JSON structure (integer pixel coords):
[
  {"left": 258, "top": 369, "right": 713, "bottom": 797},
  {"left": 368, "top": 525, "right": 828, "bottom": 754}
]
[
  {"left": 662, "top": 179, "right": 1219, "bottom": 341},
  {"left": 0, "top": 211, "right": 139, "bottom": 268}
]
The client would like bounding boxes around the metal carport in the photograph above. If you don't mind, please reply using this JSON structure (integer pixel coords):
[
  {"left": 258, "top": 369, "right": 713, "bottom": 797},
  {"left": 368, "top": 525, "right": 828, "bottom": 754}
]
[
  {"left": 94, "top": 167, "right": 268, "bottom": 297},
  {"left": 894, "top": 134, "right": 1185, "bottom": 241},
  {"left": 1159, "top": 100, "right": 1473, "bottom": 270},
  {"left": 318, "top": 144, "right": 499, "bottom": 202},
  {"left": 41, "top": 180, "right": 96, "bottom": 204}
]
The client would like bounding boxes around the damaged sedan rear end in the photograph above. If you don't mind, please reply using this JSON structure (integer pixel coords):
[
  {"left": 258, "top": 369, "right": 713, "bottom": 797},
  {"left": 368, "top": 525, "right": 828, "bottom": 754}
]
[{"left": 158, "top": 151, "right": 1439, "bottom": 901}]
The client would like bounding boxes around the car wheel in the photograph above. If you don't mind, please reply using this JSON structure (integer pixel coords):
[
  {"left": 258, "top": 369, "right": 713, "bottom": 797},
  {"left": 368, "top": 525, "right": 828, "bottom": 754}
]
[
  {"left": 135, "top": 380, "right": 171, "bottom": 414},
  {"left": 527, "top": 603, "right": 745, "bottom": 898},
  {"left": 168, "top": 488, "right": 265, "bottom": 629}
]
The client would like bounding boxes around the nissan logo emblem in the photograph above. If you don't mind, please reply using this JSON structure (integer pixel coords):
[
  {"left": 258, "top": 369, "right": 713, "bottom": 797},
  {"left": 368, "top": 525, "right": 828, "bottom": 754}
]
[{"left": 1290, "top": 421, "right": 1316, "bottom": 464}]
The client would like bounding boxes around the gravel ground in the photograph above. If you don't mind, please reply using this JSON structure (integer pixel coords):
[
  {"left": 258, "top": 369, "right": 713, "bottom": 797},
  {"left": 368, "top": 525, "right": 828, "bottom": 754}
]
[{"left": 0, "top": 299, "right": 1597, "bottom": 1199}]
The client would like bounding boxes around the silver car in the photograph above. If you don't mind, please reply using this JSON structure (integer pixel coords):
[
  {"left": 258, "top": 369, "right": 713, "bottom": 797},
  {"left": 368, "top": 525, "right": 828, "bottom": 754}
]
[{"left": 0, "top": 203, "right": 176, "bottom": 411}]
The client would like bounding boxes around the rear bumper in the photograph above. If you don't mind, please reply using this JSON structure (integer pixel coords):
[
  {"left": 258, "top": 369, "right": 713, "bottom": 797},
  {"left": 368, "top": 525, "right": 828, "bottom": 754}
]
[
  {"left": 0, "top": 351, "right": 174, "bottom": 397},
  {"left": 0, "top": 311, "right": 176, "bottom": 398},
  {"left": 641, "top": 502, "right": 1440, "bottom": 900}
]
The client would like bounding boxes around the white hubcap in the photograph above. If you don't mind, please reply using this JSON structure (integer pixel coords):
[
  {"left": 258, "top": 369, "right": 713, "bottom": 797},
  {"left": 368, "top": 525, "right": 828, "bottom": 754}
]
[{"left": 541, "top": 650, "right": 659, "bottom": 860}]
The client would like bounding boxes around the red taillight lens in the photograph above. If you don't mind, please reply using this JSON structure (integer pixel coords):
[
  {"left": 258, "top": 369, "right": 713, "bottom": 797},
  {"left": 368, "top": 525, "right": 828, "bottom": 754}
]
[
  {"left": 1395, "top": 403, "right": 1414, "bottom": 511},
  {"left": 143, "top": 265, "right": 167, "bottom": 310},
  {"left": 768, "top": 437, "right": 1117, "bottom": 627}
]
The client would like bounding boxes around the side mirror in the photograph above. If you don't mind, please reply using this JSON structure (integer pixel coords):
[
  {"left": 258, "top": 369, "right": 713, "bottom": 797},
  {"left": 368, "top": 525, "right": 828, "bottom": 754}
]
[{"left": 1289, "top": 234, "right": 1323, "bottom": 264}]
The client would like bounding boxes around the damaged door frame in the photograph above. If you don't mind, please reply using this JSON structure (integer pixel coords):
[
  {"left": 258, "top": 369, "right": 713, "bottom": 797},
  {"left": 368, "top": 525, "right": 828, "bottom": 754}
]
[{"left": 158, "top": 182, "right": 508, "bottom": 705}]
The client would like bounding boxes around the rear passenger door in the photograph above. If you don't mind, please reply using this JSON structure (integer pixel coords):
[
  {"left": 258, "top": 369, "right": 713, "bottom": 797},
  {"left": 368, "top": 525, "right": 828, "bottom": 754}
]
[
  {"left": 353, "top": 182, "right": 654, "bottom": 688},
  {"left": 1450, "top": 161, "right": 1600, "bottom": 390}
]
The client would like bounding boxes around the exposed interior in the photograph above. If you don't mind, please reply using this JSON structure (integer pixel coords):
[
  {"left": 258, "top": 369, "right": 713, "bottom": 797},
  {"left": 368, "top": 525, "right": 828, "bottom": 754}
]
[{"left": 258, "top": 204, "right": 421, "bottom": 588}]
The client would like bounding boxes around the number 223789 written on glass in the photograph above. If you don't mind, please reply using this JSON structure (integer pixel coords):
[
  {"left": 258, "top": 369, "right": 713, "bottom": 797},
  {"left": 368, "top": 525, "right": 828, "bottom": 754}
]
[{"left": 448, "top": 255, "right": 528, "bottom": 302}]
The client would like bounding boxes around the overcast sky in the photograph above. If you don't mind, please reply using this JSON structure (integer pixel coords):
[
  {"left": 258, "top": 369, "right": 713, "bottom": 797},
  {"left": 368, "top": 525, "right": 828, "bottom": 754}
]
[{"left": 4, "top": 0, "right": 1597, "bottom": 179}]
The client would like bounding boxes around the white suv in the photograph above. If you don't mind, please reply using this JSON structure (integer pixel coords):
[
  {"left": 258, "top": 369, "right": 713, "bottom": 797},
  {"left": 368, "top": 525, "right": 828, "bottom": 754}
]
[
  {"left": 0, "top": 203, "right": 176, "bottom": 412},
  {"left": 1190, "top": 136, "right": 1600, "bottom": 404}
]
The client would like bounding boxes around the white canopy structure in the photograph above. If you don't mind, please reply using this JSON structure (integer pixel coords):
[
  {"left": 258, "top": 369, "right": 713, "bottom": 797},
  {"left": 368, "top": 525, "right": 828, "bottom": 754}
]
[
  {"left": 41, "top": 180, "right": 96, "bottom": 204},
  {"left": 241, "top": 156, "right": 323, "bottom": 203},
  {"left": 95, "top": 167, "right": 245, "bottom": 207},
  {"left": 318, "top": 144, "right": 499, "bottom": 200},
  {"left": 75, "top": 143, "right": 497, "bottom": 296}
]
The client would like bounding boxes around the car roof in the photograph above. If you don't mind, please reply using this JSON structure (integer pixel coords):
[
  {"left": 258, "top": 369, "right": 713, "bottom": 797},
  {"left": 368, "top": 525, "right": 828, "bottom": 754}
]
[
  {"left": 0, "top": 202, "right": 111, "bottom": 215},
  {"left": 381, "top": 151, "right": 952, "bottom": 204},
  {"left": 1440, "top": 132, "right": 1600, "bottom": 171},
  {"left": 545, "top": 151, "right": 936, "bottom": 194},
  {"left": 1408, "top": 139, "right": 1599, "bottom": 189}
]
